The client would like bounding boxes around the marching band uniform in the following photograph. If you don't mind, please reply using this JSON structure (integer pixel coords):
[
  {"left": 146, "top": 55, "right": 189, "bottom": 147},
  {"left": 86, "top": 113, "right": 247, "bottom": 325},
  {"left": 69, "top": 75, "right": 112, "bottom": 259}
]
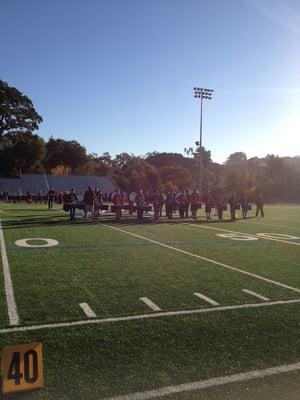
[
  {"left": 229, "top": 193, "right": 237, "bottom": 221},
  {"left": 216, "top": 193, "right": 225, "bottom": 220},
  {"left": 159, "top": 192, "right": 165, "bottom": 217},
  {"left": 84, "top": 186, "right": 95, "bottom": 221},
  {"left": 152, "top": 190, "right": 163, "bottom": 220},
  {"left": 113, "top": 190, "right": 124, "bottom": 221},
  {"left": 240, "top": 194, "right": 248, "bottom": 219},
  {"left": 136, "top": 190, "right": 146, "bottom": 220},
  {"left": 204, "top": 191, "right": 213, "bottom": 219},
  {"left": 47, "top": 188, "right": 55, "bottom": 209},
  {"left": 69, "top": 189, "right": 78, "bottom": 220},
  {"left": 165, "top": 192, "right": 174, "bottom": 219},
  {"left": 190, "top": 189, "right": 200, "bottom": 219},
  {"left": 177, "top": 192, "right": 188, "bottom": 218},
  {"left": 185, "top": 190, "right": 191, "bottom": 218},
  {"left": 256, "top": 193, "right": 264, "bottom": 218}
]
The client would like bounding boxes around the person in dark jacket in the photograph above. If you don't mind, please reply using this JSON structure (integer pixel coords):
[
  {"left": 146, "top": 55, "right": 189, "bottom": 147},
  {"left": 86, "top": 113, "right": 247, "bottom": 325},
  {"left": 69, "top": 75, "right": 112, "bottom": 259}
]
[
  {"left": 136, "top": 190, "right": 146, "bottom": 220},
  {"left": 256, "top": 193, "right": 264, "bottom": 218},
  {"left": 190, "top": 189, "right": 200, "bottom": 219},
  {"left": 69, "top": 188, "right": 78, "bottom": 220},
  {"left": 240, "top": 194, "right": 249, "bottom": 219},
  {"left": 229, "top": 193, "right": 238, "bottom": 221},
  {"left": 47, "top": 187, "right": 55, "bottom": 209},
  {"left": 84, "top": 186, "right": 95, "bottom": 221},
  {"left": 216, "top": 193, "right": 225, "bottom": 220},
  {"left": 204, "top": 190, "right": 213, "bottom": 220}
]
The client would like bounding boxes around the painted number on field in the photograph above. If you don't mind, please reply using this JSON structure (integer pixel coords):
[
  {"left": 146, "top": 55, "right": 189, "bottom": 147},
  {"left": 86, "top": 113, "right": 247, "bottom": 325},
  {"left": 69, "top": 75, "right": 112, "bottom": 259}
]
[
  {"left": 256, "top": 233, "right": 300, "bottom": 240},
  {"left": 1, "top": 342, "right": 43, "bottom": 394},
  {"left": 216, "top": 233, "right": 258, "bottom": 241},
  {"left": 15, "top": 238, "right": 59, "bottom": 248}
]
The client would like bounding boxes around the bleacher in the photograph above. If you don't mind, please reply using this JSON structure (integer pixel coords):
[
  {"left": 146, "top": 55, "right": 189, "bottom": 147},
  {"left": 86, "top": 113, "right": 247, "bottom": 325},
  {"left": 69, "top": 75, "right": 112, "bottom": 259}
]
[{"left": 0, "top": 174, "right": 117, "bottom": 196}]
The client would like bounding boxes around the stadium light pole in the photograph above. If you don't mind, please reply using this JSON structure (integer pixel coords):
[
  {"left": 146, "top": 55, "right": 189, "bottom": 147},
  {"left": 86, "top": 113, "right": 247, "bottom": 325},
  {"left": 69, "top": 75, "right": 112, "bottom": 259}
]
[{"left": 193, "top": 87, "right": 213, "bottom": 197}]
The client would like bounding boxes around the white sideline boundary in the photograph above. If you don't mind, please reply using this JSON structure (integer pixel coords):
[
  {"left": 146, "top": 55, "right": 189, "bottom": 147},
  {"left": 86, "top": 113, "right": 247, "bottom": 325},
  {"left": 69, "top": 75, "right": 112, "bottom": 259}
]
[
  {"left": 104, "top": 224, "right": 300, "bottom": 294},
  {"left": 140, "top": 297, "right": 161, "bottom": 311},
  {"left": 194, "top": 292, "right": 219, "bottom": 306},
  {"left": 0, "top": 218, "right": 19, "bottom": 326},
  {"left": 185, "top": 223, "right": 300, "bottom": 247},
  {"left": 103, "top": 361, "right": 300, "bottom": 400},
  {"left": 1, "top": 298, "right": 300, "bottom": 335}
]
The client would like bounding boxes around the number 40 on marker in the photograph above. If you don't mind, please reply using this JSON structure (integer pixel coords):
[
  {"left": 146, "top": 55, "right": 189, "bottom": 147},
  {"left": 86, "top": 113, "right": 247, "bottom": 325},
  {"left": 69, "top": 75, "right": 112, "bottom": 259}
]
[{"left": 1, "top": 342, "right": 43, "bottom": 394}]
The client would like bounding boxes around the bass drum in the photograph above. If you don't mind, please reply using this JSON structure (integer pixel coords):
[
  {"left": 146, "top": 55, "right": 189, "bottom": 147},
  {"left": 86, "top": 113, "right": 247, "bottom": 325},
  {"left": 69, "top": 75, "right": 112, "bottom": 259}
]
[{"left": 129, "top": 192, "right": 137, "bottom": 202}]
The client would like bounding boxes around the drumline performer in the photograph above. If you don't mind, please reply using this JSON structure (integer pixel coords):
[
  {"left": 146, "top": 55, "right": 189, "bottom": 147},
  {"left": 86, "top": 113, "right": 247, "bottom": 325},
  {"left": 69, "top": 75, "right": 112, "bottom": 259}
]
[
  {"left": 112, "top": 190, "right": 124, "bottom": 221},
  {"left": 136, "top": 189, "right": 146, "bottom": 220},
  {"left": 190, "top": 189, "right": 200, "bottom": 219}
]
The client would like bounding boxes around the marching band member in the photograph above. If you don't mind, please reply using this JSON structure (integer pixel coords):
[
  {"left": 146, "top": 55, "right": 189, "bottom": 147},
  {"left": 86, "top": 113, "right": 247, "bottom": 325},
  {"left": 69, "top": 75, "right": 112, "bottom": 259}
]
[
  {"left": 84, "top": 186, "right": 95, "bottom": 221},
  {"left": 229, "top": 193, "right": 237, "bottom": 221},
  {"left": 152, "top": 190, "right": 163, "bottom": 220},
  {"left": 112, "top": 190, "right": 124, "bottom": 221},
  {"left": 256, "top": 193, "right": 264, "bottom": 218},
  {"left": 216, "top": 192, "right": 225, "bottom": 220},
  {"left": 159, "top": 191, "right": 166, "bottom": 217},
  {"left": 165, "top": 192, "right": 175, "bottom": 219},
  {"left": 204, "top": 190, "right": 213, "bottom": 220},
  {"left": 240, "top": 194, "right": 249, "bottom": 219},
  {"left": 69, "top": 188, "right": 78, "bottom": 221},
  {"left": 47, "top": 187, "right": 55, "bottom": 209},
  {"left": 177, "top": 191, "right": 188, "bottom": 219},
  {"left": 190, "top": 189, "right": 200, "bottom": 219},
  {"left": 136, "top": 189, "right": 146, "bottom": 220},
  {"left": 184, "top": 190, "right": 190, "bottom": 218}
]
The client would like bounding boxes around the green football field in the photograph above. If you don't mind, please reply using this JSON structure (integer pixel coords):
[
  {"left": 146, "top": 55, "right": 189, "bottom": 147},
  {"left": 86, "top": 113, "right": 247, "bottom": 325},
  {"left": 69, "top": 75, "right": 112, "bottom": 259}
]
[{"left": 0, "top": 203, "right": 300, "bottom": 399}]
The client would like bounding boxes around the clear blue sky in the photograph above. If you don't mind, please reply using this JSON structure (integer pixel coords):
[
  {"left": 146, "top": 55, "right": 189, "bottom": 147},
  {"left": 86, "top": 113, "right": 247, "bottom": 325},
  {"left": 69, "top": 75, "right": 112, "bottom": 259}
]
[{"left": 1, "top": 0, "right": 299, "bottom": 163}]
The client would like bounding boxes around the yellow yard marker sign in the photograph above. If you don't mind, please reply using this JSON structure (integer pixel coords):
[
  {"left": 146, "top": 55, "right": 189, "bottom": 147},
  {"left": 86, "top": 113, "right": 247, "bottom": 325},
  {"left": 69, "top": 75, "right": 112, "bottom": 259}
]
[{"left": 1, "top": 342, "right": 43, "bottom": 394}]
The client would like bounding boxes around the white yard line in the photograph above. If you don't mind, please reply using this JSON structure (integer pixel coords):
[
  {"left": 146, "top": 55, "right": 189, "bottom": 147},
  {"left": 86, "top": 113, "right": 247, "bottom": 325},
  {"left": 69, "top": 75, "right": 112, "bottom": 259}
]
[
  {"left": 0, "top": 218, "right": 19, "bottom": 326},
  {"left": 103, "top": 224, "right": 300, "bottom": 294},
  {"left": 185, "top": 223, "right": 300, "bottom": 247},
  {"left": 79, "top": 303, "right": 97, "bottom": 318},
  {"left": 194, "top": 293, "right": 219, "bottom": 306},
  {"left": 245, "top": 221, "right": 300, "bottom": 231},
  {"left": 242, "top": 289, "right": 270, "bottom": 301},
  {"left": 1, "top": 298, "right": 300, "bottom": 335},
  {"left": 103, "top": 361, "right": 300, "bottom": 400},
  {"left": 140, "top": 297, "right": 161, "bottom": 311}
]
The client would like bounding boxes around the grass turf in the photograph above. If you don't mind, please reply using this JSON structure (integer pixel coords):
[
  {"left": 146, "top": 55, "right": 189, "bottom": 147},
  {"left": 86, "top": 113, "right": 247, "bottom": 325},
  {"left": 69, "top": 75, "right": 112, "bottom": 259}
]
[{"left": 0, "top": 203, "right": 300, "bottom": 399}]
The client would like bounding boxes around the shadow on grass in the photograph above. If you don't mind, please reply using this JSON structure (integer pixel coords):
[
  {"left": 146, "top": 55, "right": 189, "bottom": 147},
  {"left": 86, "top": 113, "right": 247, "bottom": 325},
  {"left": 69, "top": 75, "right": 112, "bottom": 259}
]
[{"left": 1, "top": 213, "right": 258, "bottom": 231}]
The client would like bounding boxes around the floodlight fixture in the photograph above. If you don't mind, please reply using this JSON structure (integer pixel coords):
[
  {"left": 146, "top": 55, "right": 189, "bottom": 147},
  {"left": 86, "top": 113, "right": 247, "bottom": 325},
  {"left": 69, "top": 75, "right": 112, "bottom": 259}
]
[{"left": 193, "top": 86, "right": 214, "bottom": 195}]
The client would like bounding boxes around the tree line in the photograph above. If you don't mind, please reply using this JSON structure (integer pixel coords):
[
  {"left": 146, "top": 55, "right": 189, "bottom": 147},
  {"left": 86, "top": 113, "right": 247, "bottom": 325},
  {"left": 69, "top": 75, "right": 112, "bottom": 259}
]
[{"left": 1, "top": 79, "right": 300, "bottom": 201}]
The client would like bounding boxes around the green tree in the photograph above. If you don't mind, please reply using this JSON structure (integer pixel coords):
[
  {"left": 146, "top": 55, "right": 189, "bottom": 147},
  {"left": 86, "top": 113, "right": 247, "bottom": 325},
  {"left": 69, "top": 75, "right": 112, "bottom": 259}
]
[
  {"left": 44, "top": 138, "right": 87, "bottom": 172},
  {"left": 0, "top": 80, "right": 42, "bottom": 137},
  {"left": 160, "top": 166, "right": 192, "bottom": 190},
  {"left": 0, "top": 132, "right": 45, "bottom": 175}
]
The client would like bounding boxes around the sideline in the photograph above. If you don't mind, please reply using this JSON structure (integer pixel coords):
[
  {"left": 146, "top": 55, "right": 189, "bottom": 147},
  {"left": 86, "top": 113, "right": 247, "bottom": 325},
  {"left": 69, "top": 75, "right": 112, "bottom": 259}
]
[
  {"left": 103, "top": 361, "right": 300, "bottom": 400},
  {"left": 0, "top": 298, "right": 300, "bottom": 335},
  {"left": 0, "top": 218, "right": 19, "bottom": 326}
]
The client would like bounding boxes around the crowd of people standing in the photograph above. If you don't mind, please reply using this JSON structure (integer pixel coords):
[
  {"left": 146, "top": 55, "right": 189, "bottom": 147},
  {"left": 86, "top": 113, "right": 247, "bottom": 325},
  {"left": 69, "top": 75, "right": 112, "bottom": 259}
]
[
  {"left": 66, "top": 187, "right": 264, "bottom": 222},
  {"left": 0, "top": 186, "right": 265, "bottom": 222}
]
